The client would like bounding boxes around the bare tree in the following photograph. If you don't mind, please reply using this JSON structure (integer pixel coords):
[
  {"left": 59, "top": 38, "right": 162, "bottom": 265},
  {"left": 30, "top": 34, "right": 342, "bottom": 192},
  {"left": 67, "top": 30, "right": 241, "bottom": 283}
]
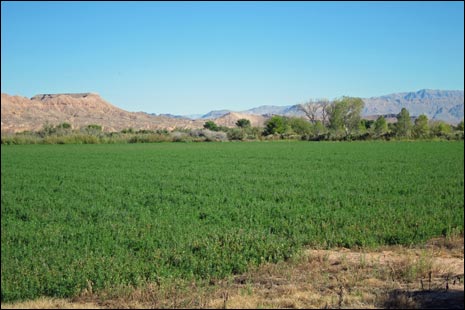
[
  {"left": 320, "top": 100, "right": 330, "bottom": 126},
  {"left": 298, "top": 99, "right": 319, "bottom": 123},
  {"left": 298, "top": 99, "right": 331, "bottom": 125}
]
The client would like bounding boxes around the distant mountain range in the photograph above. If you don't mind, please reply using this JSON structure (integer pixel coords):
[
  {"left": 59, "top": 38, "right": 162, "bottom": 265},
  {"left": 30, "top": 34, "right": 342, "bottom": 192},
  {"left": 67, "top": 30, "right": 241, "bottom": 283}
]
[
  {"left": 1, "top": 89, "right": 463, "bottom": 133},
  {"left": 180, "top": 89, "right": 464, "bottom": 124},
  {"left": 361, "top": 89, "right": 464, "bottom": 124}
]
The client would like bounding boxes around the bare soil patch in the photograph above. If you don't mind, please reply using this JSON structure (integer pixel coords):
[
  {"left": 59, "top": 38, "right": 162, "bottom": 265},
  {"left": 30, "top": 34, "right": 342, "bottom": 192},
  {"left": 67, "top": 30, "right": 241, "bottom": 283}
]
[{"left": 2, "top": 236, "right": 463, "bottom": 309}]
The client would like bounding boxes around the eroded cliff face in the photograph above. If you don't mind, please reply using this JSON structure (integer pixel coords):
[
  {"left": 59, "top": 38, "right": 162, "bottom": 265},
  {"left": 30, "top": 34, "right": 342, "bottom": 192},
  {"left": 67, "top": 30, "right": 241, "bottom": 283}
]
[
  {"left": 1, "top": 93, "right": 206, "bottom": 133},
  {"left": 30, "top": 93, "right": 97, "bottom": 100}
]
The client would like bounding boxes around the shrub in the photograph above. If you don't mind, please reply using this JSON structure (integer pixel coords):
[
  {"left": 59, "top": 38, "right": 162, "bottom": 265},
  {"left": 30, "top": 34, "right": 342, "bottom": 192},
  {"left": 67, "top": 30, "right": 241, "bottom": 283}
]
[
  {"left": 57, "top": 122, "right": 72, "bottom": 129},
  {"left": 227, "top": 128, "right": 245, "bottom": 141},
  {"left": 202, "top": 129, "right": 228, "bottom": 142},
  {"left": 87, "top": 124, "right": 102, "bottom": 131},
  {"left": 121, "top": 128, "right": 134, "bottom": 134},
  {"left": 203, "top": 121, "right": 219, "bottom": 131},
  {"left": 236, "top": 118, "right": 251, "bottom": 128},
  {"left": 171, "top": 131, "right": 191, "bottom": 142},
  {"left": 128, "top": 134, "right": 171, "bottom": 143}
]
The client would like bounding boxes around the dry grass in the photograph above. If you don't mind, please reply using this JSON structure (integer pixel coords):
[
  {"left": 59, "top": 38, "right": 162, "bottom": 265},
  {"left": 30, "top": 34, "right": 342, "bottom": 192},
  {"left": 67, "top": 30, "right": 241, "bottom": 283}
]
[
  {"left": 2, "top": 236, "right": 463, "bottom": 309},
  {"left": 0, "top": 297, "right": 101, "bottom": 309}
]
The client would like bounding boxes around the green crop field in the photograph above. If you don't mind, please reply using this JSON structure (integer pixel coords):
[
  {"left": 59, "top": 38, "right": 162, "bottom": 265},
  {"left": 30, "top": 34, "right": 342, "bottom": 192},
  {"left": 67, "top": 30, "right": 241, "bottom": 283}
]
[{"left": 1, "top": 141, "right": 463, "bottom": 302}]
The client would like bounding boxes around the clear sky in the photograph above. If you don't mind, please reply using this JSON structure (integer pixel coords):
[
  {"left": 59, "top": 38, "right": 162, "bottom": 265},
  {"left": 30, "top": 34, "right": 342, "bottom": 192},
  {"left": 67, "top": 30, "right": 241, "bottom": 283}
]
[{"left": 1, "top": 1, "right": 464, "bottom": 115}]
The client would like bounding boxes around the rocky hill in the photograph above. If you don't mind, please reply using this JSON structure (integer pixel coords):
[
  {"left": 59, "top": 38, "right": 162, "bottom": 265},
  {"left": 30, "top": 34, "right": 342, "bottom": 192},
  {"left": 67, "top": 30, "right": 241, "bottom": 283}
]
[
  {"left": 214, "top": 112, "right": 267, "bottom": 127},
  {"left": 200, "top": 109, "right": 233, "bottom": 119},
  {"left": 1, "top": 93, "right": 206, "bottom": 133}
]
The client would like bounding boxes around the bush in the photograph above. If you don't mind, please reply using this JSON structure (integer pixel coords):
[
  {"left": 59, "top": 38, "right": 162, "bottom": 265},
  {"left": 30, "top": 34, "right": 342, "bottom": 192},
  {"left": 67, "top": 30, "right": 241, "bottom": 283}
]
[
  {"left": 57, "top": 122, "right": 72, "bottom": 129},
  {"left": 244, "top": 127, "right": 262, "bottom": 140},
  {"left": 236, "top": 118, "right": 251, "bottom": 128},
  {"left": 227, "top": 128, "right": 245, "bottom": 141},
  {"left": 121, "top": 128, "right": 134, "bottom": 134},
  {"left": 39, "top": 122, "right": 56, "bottom": 137},
  {"left": 57, "top": 135, "right": 100, "bottom": 144},
  {"left": 203, "top": 121, "right": 219, "bottom": 131},
  {"left": 170, "top": 131, "right": 191, "bottom": 142},
  {"left": 202, "top": 129, "right": 228, "bottom": 142},
  {"left": 128, "top": 134, "right": 171, "bottom": 143},
  {"left": 1, "top": 134, "right": 41, "bottom": 145},
  {"left": 86, "top": 124, "right": 102, "bottom": 131}
]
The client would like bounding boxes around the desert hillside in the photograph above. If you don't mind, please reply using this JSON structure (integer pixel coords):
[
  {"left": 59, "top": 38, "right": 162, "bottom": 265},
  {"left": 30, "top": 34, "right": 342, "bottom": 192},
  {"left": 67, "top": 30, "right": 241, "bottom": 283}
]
[
  {"left": 1, "top": 93, "right": 208, "bottom": 133},
  {"left": 214, "top": 112, "right": 267, "bottom": 127}
]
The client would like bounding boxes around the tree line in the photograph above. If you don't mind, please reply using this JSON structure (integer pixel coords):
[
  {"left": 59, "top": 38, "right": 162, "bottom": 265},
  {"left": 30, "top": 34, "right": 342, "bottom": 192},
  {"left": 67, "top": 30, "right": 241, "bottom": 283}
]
[
  {"left": 262, "top": 97, "right": 463, "bottom": 141},
  {"left": 1, "top": 97, "right": 464, "bottom": 144},
  {"left": 204, "top": 97, "right": 463, "bottom": 141}
]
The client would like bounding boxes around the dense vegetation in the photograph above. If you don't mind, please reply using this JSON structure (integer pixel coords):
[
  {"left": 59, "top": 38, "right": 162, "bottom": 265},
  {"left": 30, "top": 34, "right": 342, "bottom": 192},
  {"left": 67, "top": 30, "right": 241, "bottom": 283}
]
[
  {"left": 2, "top": 99, "right": 464, "bottom": 145},
  {"left": 1, "top": 141, "right": 463, "bottom": 302}
]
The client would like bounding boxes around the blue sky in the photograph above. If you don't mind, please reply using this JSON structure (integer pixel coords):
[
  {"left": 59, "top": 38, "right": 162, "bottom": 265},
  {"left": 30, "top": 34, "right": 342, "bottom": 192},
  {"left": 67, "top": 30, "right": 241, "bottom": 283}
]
[{"left": 1, "top": 1, "right": 464, "bottom": 115}]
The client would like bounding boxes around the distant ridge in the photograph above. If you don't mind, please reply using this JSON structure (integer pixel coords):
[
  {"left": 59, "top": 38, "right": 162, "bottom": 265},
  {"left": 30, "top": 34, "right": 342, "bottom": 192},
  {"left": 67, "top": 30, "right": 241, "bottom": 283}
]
[
  {"left": 243, "top": 105, "right": 293, "bottom": 115},
  {"left": 1, "top": 89, "right": 463, "bottom": 133},
  {"left": 361, "top": 89, "right": 464, "bottom": 124},
  {"left": 30, "top": 93, "right": 98, "bottom": 100},
  {"left": 200, "top": 109, "right": 233, "bottom": 119},
  {"left": 192, "top": 89, "right": 464, "bottom": 124}
]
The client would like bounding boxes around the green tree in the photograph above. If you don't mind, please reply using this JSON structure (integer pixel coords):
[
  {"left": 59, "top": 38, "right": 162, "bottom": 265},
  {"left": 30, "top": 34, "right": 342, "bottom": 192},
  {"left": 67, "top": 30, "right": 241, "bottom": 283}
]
[
  {"left": 287, "top": 117, "right": 312, "bottom": 135},
  {"left": 360, "top": 119, "right": 374, "bottom": 131},
  {"left": 328, "top": 97, "right": 364, "bottom": 137},
  {"left": 413, "top": 114, "right": 429, "bottom": 138},
  {"left": 235, "top": 118, "right": 251, "bottom": 128},
  {"left": 263, "top": 116, "right": 287, "bottom": 135},
  {"left": 456, "top": 120, "right": 464, "bottom": 132},
  {"left": 395, "top": 108, "right": 412, "bottom": 138},
  {"left": 373, "top": 116, "right": 388, "bottom": 137},
  {"left": 430, "top": 121, "right": 452, "bottom": 137},
  {"left": 454, "top": 120, "right": 464, "bottom": 140},
  {"left": 310, "top": 120, "right": 327, "bottom": 139},
  {"left": 203, "top": 121, "right": 219, "bottom": 131},
  {"left": 388, "top": 122, "right": 397, "bottom": 133}
]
